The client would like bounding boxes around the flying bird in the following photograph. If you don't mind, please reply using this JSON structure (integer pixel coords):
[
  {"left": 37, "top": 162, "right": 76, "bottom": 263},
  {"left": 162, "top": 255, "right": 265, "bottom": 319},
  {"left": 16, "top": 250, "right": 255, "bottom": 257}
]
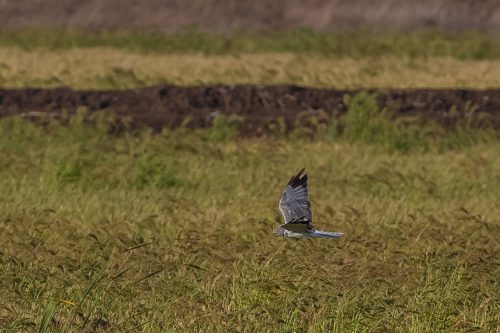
[{"left": 275, "top": 168, "right": 344, "bottom": 239}]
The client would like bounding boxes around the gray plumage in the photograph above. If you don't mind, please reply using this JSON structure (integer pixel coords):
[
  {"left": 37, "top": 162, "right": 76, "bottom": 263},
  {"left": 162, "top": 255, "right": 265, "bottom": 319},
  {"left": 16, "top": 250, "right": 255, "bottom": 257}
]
[{"left": 275, "top": 169, "right": 344, "bottom": 239}]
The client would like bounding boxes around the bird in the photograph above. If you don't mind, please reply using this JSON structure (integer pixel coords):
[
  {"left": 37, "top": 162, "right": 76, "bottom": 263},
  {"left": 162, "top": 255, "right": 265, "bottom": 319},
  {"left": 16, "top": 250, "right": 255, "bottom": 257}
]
[{"left": 275, "top": 168, "right": 344, "bottom": 239}]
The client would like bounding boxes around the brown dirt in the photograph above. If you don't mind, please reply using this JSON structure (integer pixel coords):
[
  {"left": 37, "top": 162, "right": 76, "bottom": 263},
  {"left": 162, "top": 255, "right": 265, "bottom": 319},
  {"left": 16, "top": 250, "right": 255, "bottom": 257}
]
[
  {"left": 1, "top": 0, "right": 500, "bottom": 33},
  {"left": 1, "top": 85, "right": 499, "bottom": 134}
]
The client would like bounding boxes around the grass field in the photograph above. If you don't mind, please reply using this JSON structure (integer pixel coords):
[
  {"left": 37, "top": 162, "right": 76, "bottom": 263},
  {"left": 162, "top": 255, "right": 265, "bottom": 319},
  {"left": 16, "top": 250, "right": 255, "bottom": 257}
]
[
  {"left": 3, "top": 48, "right": 500, "bottom": 89},
  {"left": 2, "top": 29, "right": 500, "bottom": 60},
  {"left": 0, "top": 114, "right": 498, "bottom": 332},
  {"left": 2, "top": 29, "right": 500, "bottom": 89},
  {"left": 0, "top": 29, "right": 499, "bottom": 332}
]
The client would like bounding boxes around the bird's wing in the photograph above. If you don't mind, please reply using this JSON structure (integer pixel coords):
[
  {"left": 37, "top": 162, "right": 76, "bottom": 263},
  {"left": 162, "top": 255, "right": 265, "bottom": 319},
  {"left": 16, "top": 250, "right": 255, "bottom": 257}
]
[
  {"left": 278, "top": 168, "right": 313, "bottom": 226},
  {"left": 280, "top": 218, "right": 315, "bottom": 233}
]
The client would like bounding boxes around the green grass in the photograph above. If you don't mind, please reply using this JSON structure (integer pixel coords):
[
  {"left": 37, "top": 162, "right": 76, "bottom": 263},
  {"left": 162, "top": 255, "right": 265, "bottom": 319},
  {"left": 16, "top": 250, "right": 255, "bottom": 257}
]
[
  {"left": 0, "top": 111, "right": 499, "bottom": 332},
  {"left": 2, "top": 28, "right": 500, "bottom": 60},
  {"left": 3, "top": 29, "right": 500, "bottom": 90},
  {"left": 3, "top": 48, "right": 500, "bottom": 89}
]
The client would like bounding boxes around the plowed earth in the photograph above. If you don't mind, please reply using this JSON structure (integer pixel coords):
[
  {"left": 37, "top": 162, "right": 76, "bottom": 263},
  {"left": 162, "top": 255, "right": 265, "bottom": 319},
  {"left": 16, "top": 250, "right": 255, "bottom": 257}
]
[{"left": 1, "top": 85, "right": 500, "bottom": 133}]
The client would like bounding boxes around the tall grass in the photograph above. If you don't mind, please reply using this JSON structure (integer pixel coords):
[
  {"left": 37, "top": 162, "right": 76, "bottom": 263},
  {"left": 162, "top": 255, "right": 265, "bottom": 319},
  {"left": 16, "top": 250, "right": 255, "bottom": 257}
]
[
  {"left": 0, "top": 113, "right": 498, "bottom": 332},
  {"left": 337, "top": 92, "right": 496, "bottom": 152},
  {"left": 260, "top": 91, "right": 496, "bottom": 152}
]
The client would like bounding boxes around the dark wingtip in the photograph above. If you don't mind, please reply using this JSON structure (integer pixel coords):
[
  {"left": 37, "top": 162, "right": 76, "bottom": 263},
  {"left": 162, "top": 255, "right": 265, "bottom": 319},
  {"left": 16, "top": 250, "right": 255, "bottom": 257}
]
[{"left": 287, "top": 168, "right": 307, "bottom": 188}]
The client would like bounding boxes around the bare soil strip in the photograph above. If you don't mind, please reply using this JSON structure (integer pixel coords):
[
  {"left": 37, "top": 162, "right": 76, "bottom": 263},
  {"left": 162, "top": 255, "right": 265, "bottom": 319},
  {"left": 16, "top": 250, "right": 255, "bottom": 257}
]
[{"left": 1, "top": 85, "right": 500, "bottom": 133}]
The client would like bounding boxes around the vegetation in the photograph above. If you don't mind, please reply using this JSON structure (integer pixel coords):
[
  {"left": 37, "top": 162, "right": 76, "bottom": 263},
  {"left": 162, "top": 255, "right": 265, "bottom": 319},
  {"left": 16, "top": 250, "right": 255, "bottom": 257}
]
[
  {"left": 0, "top": 108, "right": 498, "bottom": 332},
  {"left": 2, "top": 28, "right": 500, "bottom": 60},
  {"left": 2, "top": 29, "right": 500, "bottom": 89},
  {"left": 0, "top": 27, "right": 498, "bottom": 332},
  {"left": 339, "top": 92, "right": 497, "bottom": 152},
  {"left": 2, "top": 48, "right": 500, "bottom": 89}
]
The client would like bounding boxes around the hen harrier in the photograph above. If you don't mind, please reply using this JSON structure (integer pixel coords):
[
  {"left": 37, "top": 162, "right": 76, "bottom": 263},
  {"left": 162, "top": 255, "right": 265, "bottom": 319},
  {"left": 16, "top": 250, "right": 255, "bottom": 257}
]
[{"left": 275, "top": 168, "right": 344, "bottom": 239}]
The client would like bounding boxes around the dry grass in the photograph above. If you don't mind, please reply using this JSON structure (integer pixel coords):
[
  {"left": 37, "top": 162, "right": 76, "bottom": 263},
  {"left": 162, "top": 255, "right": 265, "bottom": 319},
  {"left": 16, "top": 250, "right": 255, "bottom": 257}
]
[
  {"left": 2, "top": 48, "right": 500, "bottom": 89},
  {"left": 0, "top": 117, "right": 499, "bottom": 332}
]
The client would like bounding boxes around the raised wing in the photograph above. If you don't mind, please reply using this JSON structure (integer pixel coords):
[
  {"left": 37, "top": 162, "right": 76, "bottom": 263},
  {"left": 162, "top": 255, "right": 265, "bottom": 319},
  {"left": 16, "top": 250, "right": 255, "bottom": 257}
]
[{"left": 278, "top": 168, "right": 313, "bottom": 225}]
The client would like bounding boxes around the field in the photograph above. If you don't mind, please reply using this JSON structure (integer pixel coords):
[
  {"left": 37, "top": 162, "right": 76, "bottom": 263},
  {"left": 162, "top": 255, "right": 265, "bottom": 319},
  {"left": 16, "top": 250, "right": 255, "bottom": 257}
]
[
  {"left": 1, "top": 113, "right": 499, "bottom": 333},
  {"left": 2, "top": 30, "right": 500, "bottom": 89},
  {"left": 0, "top": 30, "right": 499, "bottom": 332},
  {"left": 4, "top": 49, "right": 500, "bottom": 90}
]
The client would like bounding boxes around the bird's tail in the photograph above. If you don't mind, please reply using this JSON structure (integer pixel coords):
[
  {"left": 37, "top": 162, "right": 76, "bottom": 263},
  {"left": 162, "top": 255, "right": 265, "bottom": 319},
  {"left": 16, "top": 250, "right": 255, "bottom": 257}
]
[{"left": 312, "top": 230, "right": 344, "bottom": 238}]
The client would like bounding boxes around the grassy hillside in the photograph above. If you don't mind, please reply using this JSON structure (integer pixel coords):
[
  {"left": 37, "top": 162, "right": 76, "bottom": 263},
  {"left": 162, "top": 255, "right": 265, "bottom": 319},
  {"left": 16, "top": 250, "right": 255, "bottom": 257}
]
[{"left": 0, "top": 110, "right": 498, "bottom": 332}]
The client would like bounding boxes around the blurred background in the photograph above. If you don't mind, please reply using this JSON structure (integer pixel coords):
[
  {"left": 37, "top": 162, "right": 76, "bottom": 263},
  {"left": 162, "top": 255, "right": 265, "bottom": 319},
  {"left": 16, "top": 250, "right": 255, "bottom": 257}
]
[
  {"left": 2, "top": 0, "right": 500, "bottom": 129},
  {"left": 1, "top": 0, "right": 500, "bottom": 33}
]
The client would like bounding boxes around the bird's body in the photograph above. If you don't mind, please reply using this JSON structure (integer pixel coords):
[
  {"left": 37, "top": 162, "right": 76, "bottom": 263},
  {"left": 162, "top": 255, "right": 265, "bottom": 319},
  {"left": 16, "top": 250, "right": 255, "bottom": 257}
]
[{"left": 276, "top": 169, "right": 343, "bottom": 239}]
